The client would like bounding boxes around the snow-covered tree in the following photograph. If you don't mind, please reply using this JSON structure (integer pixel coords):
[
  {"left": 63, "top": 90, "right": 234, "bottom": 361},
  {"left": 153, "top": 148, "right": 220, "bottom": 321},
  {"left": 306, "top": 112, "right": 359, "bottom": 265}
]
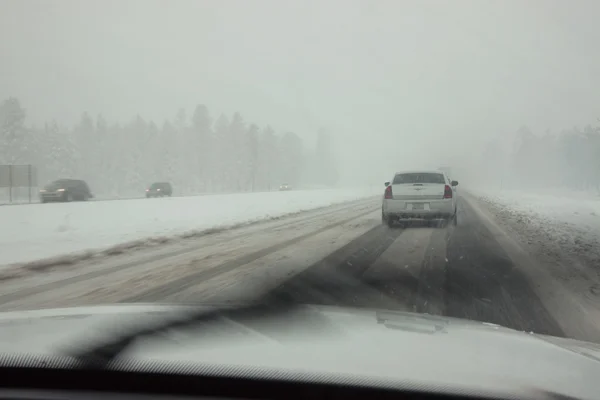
[
  {"left": 257, "top": 125, "right": 278, "bottom": 191},
  {"left": 0, "top": 97, "right": 27, "bottom": 165},
  {"left": 191, "top": 104, "right": 213, "bottom": 191},
  {"left": 228, "top": 112, "right": 246, "bottom": 191},
  {"left": 0, "top": 97, "right": 340, "bottom": 197},
  {"left": 245, "top": 123, "right": 259, "bottom": 191},
  {"left": 213, "top": 114, "right": 230, "bottom": 191}
]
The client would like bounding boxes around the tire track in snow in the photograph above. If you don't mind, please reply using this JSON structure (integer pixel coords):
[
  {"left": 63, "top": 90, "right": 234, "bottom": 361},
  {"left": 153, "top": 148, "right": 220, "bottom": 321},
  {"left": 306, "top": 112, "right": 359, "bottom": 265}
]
[
  {"left": 0, "top": 198, "right": 378, "bottom": 307},
  {"left": 121, "top": 206, "right": 380, "bottom": 302}
]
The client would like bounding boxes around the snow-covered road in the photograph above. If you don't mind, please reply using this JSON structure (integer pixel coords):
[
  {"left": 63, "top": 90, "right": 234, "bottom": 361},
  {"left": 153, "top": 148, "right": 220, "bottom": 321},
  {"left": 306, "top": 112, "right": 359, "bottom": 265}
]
[
  {"left": 471, "top": 188, "right": 600, "bottom": 269},
  {"left": 1, "top": 187, "right": 599, "bottom": 344},
  {"left": 467, "top": 188, "right": 600, "bottom": 341},
  {"left": 1, "top": 192, "right": 598, "bottom": 344},
  {"left": 0, "top": 187, "right": 378, "bottom": 268}
]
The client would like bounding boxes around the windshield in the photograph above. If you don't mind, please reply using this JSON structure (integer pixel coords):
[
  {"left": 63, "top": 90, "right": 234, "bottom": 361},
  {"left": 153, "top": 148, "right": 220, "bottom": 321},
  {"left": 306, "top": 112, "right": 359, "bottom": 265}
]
[
  {"left": 45, "top": 180, "right": 70, "bottom": 189},
  {"left": 1, "top": 0, "right": 599, "bottom": 387}
]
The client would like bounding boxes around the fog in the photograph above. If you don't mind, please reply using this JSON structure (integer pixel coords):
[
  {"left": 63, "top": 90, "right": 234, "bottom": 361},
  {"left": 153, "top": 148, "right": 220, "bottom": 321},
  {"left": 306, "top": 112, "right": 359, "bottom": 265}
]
[{"left": 2, "top": 0, "right": 600, "bottom": 192}]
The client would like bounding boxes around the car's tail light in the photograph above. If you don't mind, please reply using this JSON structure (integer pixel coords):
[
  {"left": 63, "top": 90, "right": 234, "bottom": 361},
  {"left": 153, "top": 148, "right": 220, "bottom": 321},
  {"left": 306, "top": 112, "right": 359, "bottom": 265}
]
[
  {"left": 443, "top": 185, "right": 452, "bottom": 199},
  {"left": 384, "top": 185, "right": 393, "bottom": 199}
]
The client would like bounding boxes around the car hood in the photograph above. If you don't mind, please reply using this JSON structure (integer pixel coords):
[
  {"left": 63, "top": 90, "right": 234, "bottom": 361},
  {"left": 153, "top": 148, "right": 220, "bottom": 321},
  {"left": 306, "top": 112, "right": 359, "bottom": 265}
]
[{"left": 0, "top": 304, "right": 598, "bottom": 398}]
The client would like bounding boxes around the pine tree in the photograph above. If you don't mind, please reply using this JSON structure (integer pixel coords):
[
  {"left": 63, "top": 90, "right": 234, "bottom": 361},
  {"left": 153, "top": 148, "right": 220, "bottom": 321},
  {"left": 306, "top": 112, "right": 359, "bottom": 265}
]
[
  {"left": 0, "top": 97, "right": 27, "bottom": 165},
  {"left": 245, "top": 124, "right": 259, "bottom": 191},
  {"left": 191, "top": 104, "right": 213, "bottom": 191},
  {"left": 258, "top": 125, "right": 278, "bottom": 190},
  {"left": 213, "top": 114, "right": 230, "bottom": 191},
  {"left": 228, "top": 112, "right": 246, "bottom": 191}
]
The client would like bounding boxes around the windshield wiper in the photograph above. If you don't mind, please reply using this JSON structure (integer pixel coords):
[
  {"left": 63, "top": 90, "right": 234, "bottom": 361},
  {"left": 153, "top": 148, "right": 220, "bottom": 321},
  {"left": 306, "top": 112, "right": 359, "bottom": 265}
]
[{"left": 64, "top": 300, "right": 301, "bottom": 370}]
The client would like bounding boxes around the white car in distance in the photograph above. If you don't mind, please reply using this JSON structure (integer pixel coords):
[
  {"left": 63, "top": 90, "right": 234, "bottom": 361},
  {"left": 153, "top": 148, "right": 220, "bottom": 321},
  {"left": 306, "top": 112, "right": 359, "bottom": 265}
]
[{"left": 382, "top": 170, "right": 458, "bottom": 227}]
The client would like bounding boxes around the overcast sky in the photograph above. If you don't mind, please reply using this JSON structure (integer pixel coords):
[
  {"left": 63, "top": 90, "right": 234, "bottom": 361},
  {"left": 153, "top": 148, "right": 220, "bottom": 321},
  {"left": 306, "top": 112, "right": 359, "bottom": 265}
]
[{"left": 1, "top": 0, "right": 599, "bottom": 183}]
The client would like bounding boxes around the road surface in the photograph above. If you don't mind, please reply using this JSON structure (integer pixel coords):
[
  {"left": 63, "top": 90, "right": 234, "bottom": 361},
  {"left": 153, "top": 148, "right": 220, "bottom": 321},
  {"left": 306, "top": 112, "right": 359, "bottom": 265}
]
[{"left": 0, "top": 193, "right": 596, "bottom": 343}]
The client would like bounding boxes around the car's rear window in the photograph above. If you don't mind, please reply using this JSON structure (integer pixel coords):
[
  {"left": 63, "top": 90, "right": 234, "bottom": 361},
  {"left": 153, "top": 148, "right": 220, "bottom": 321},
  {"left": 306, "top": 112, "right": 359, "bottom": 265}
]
[
  {"left": 393, "top": 173, "right": 445, "bottom": 184},
  {"left": 151, "top": 183, "right": 169, "bottom": 189},
  {"left": 46, "top": 179, "right": 71, "bottom": 189}
]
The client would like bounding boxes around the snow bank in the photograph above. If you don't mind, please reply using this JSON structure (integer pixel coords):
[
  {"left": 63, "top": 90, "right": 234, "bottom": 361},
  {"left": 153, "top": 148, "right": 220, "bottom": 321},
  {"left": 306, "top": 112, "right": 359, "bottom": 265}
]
[
  {"left": 470, "top": 188, "right": 600, "bottom": 272},
  {"left": 0, "top": 187, "right": 378, "bottom": 267}
]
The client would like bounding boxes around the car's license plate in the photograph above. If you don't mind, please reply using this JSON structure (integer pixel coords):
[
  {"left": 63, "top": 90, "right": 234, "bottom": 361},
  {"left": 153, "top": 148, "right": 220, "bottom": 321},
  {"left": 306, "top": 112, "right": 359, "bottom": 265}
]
[{"left": 412, "top": 203, "right": 425, "bottom": 210}]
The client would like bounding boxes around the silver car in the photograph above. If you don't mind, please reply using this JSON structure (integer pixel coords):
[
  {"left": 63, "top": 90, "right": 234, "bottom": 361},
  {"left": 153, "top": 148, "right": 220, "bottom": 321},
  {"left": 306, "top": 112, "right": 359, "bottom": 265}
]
[{"left": 382, "top": 170, "right": 458, "bottom": 227}]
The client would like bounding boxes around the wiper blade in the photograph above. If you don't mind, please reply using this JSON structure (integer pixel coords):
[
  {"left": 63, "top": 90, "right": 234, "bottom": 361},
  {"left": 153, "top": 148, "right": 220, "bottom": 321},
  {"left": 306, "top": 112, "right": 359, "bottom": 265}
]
[{"left": 64, "top": 300, "right": 300, "bottom": 370}]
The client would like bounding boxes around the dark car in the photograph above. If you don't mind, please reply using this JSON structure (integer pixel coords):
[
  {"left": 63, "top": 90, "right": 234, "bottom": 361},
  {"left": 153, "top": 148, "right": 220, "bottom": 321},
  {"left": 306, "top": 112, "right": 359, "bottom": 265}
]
[
  {"left": 39, "top": 179, "right": 93, "bottom": 203},
  {"left": 146, "top": 182, "right": 173, "bottom": 198}
]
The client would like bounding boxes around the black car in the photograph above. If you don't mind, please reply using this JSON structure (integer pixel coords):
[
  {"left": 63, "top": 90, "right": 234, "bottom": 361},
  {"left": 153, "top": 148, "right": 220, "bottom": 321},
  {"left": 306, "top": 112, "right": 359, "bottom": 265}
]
[
  {"left": 39, "top": 179, "right": 93, "bottom": 203},
  {"left": 146, "top": 182, "right": 173, "bottom": 198}
]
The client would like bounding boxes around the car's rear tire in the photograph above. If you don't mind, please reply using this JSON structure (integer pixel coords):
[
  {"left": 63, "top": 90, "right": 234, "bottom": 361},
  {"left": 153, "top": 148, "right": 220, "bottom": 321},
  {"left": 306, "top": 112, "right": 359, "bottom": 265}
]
[
  {"left": 381, "top": 209, "right": 394, "bottom": 227},
  {"left": 382, "top": 210, "right": 394, "bottom": 227},
  {"left": 387, "top": 216, "right": 395, "bottom": 228}
]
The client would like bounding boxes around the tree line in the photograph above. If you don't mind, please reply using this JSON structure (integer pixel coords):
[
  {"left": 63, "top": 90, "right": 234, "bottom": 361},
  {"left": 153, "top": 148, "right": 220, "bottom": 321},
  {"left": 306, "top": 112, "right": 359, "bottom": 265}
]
[
  {"left": 477, "top": 123, "right": 600, "bottom": 193},
  {"left": 0, "top": 97, "right": 339, "bottom": 197},
  {"left": 510, "top": 124, "right": 600, "bottom": 192}
]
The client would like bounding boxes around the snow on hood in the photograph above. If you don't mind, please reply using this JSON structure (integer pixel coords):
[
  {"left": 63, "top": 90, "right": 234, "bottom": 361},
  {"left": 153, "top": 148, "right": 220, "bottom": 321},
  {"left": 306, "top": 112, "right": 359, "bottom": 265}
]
[{"left": 0, "top": 304, "right": 598, "bottom": 399}]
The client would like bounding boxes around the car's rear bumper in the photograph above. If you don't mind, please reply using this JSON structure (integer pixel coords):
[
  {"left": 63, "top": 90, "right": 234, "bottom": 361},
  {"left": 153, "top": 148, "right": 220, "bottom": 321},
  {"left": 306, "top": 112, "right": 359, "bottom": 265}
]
[{"left": 383, "top": 199, "right": 454, "bottom": 219}]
